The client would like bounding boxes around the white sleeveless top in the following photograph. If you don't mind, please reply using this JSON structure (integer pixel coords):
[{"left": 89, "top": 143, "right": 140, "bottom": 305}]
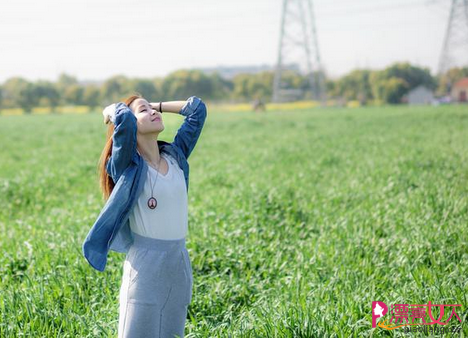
[{"left": 129, "top": 152, "right": 188, "bottom": 240}]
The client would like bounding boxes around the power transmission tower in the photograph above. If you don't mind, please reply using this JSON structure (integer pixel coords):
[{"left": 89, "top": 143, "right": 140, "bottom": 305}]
[
  {"left": 438, "top": 0, "right": 468, "bottom": 75},
  {"left": 272, "top": 0, "right": 326, "bottom": 103}
]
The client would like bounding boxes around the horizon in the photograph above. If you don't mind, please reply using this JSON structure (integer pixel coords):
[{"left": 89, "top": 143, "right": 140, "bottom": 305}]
[{"left": 1, "top": 60, "right": 445, "bottom": 85}]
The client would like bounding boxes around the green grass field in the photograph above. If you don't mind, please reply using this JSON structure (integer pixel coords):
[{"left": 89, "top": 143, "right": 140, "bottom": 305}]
[{"left": 0, "top": 104, "right": 467, "bottom": 337}]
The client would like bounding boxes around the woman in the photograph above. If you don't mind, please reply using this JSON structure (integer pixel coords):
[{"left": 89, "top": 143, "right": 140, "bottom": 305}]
[{"left": 82, "top": 94, "right": 207, "bottom": 338}]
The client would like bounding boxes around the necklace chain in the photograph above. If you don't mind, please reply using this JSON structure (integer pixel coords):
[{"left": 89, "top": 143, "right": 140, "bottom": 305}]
[
  {"left": 143, "top": 154, "right": 165, "bottom": 209},
  {"left": 148, "top": 156, "right": 162, "bottom": 197}
]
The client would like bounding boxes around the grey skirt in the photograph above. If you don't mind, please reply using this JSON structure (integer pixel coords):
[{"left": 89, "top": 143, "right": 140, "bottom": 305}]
[{"left": 118, "top": 231, "right": 193, "bottom": 338}]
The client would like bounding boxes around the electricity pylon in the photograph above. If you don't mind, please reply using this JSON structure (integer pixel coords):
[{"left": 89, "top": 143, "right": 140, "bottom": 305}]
[
  {"left": 272, "top": 0, "right": 326, "bottom": 103},
  {"left": 438, "top": 0, "right": 468, "bottom": 75}
]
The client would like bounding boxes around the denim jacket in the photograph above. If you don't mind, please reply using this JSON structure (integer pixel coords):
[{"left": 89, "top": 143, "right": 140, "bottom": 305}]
[{"left": 82, "top": 96, "right": 207, "bottom": 272}]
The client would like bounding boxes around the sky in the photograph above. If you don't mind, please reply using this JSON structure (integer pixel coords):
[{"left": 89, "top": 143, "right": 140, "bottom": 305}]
[{"left": 0, "top": 0, "right": 453, "bottom": 84}]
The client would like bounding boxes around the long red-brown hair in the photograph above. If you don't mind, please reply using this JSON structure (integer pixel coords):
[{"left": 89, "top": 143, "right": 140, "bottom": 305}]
[{"left": 98, "top": 93, "right": 144, "bottom": 201}]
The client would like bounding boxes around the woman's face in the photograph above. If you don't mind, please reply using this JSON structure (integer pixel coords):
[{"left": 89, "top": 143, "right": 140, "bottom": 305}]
[{"left": 130, "top": 98, "right": 165, "bottom": 135}]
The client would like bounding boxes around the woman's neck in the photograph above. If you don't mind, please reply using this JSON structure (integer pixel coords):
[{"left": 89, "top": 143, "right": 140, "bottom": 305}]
[{"left": 137, "top": 135, "right": 161, "bottom": 164}]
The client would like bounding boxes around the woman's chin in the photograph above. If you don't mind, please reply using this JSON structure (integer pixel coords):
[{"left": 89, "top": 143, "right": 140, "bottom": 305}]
[
  {"left": 150, "top": 125, "right": 164, "bottom": 132},
  {"left": 139, "top": 127, "right": 164, "bottom": 136}
]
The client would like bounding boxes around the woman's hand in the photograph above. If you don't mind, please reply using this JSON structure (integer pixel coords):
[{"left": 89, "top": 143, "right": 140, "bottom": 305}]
[
  {"left": 150, "top": 102, "right": 163, "bottom": 113},
  {"left": 103, "top": 103, "right": 117, "bottom": 124}
]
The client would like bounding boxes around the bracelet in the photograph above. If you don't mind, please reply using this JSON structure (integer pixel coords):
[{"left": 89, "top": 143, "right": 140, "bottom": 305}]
[{"left": 159, "top": 102, "right": 163, "bottom": 113}]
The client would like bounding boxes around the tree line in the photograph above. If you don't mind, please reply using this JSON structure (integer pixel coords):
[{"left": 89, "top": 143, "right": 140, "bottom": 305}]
[{"left": 0, "top": 62, "right": 467, "bottom": 113}]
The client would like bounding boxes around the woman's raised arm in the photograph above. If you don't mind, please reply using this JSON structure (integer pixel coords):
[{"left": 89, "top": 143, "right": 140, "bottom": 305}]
[
  {"left": 106, "top": 103, "right": 138, "bottom": 183},
  {"left": 151, "top": 96, "right": 207, "bottom": 160}
]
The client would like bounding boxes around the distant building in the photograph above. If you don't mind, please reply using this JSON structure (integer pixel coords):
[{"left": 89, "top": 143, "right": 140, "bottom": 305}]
[
  {"left": 451, "top": 77, "right": 468, "bottom": 103},
  {"left": 407, "top": 85, "right": 434, "bottom": 105}
]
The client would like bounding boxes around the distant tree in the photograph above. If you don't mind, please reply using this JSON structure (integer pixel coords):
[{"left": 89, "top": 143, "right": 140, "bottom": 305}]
[
  {"left": 232, "top": 73, "right": 250, "bottom": 101},
  {"left": 332, "top": 69, "right": 373, "bottom": 104},
  {"left": 55, "top": 73, "right": 79, "bottom": 106},
  {"left": 383, "top": 62, "right": 435, "bottom": 89},
  {"left": 370, "top": 76, "right": 408, "bottom": 104},
  {"left": 300, "top": 70, "right": 327, "bottom": 101},
  {"left": 249, "top": 71, "right": 274, "bottom": 101},
  {"left": 153, "top": 77, "right": 164, "bottom": 96},
  {"left": 64, "top": 84, "right": 85, "bottom": 105},
  {"left": 33, "top": 81, "right": 60, "bottom": 113},
  {"left": 381, "top": 77, "right": 409, "bottom": 104},
  {"left": 161, "top": 69, "right": 213, "bottom": 99},
  {"left": 56, "top": 73, "right": 79, "bottom": 88},
  {"left": 369, "top": 63, "right": 434, "bottom": 104},
  {"left": 101, "top": 75, "right": 131, "bottom": 103},
  {"left": 325, "top": 78, "right": 336, "bottom": 99},
  {"left": 208, "top": 72, "right": 233, "bottom": 101},
  {"left": 232, "top": 71, "right": 275, "bottom": 102},
  {"left": 274, "top": 69, "right": 305, "bottom": 91},
  {"left": 2, "top": 77, "right": 37, "bottom": 114},
  {"left": 83, "top": 85, "right": 101, "bottom": 112},
  {"left": 128, "top": 78, "right": 159, "bottom": 101}
]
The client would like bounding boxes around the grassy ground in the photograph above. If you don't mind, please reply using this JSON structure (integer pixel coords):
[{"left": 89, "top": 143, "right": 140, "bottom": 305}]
[{"left": 0, "top": 104, "right": 467, "bottom": 337}]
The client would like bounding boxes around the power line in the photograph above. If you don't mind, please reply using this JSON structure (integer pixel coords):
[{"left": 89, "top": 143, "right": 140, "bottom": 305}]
[{"left": 315, "top": 0, "right": 435, "bottom": 17}]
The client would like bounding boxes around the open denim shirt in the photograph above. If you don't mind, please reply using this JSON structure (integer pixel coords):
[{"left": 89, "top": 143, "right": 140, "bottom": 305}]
[{"left": 82, "top": 96, "right": 207, "bottom": 272}]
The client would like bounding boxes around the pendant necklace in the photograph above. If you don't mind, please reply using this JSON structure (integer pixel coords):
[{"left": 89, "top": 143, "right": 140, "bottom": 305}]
[{"left": 145, "top": 155, "right": 163, "bottom": 210}]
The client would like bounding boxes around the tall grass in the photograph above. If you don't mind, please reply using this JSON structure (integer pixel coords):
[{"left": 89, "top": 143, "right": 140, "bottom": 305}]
[{"left": 0, "top": 105, "right": 467, "bottom": 337}]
